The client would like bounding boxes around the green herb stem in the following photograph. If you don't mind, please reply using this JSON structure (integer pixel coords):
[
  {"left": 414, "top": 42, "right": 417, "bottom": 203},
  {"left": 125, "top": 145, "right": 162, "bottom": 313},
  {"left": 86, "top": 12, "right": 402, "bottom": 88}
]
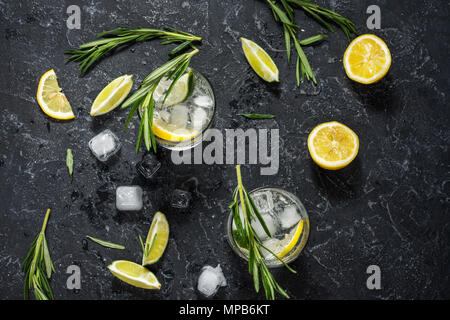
[{"left": 86, "top": 236, "right": 125, "bottom": 250}]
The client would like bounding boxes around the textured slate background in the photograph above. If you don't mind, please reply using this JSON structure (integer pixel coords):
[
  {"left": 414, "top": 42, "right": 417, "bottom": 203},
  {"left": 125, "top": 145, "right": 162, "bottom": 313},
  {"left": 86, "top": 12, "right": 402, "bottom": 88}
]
[{"left": 0, "top": 0, "right": 449, "bottom": 300}]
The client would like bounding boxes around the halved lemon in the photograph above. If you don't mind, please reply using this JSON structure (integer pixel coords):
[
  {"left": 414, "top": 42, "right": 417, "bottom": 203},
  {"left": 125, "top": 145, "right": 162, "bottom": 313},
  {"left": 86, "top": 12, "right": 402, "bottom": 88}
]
[
  {"left": 308, "top": 121, "right": 359, "bottom": 170},
  {"left": 277, "top": 219, "right": 305, "bottom": 259},
  {"left": 90, "top": 75, "right": 133, "bottom": 116},
  {"left": 240, "top": 37, "right": 279, "bottom": 82},
  {"left": 343, "top": 34, "right": 391, "bottom": 84},
  {"left": 108, "top": 260, "right": 161, "bottom": 289},
  {"left": 142, "top": 212, "right": 169, "bottom": 266},
  {"left": 36, "top": 69, "right": 75, "bottom": 120},
  {"left": 152, "top": 119, "right": 198, "bottom": 142}
]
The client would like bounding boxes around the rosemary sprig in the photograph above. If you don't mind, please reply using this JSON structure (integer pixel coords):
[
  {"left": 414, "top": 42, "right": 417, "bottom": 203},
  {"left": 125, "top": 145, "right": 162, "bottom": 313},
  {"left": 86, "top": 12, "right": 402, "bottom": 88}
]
[
  {"left": 122, "top": 47, "right": 200, "bottom": 153},
  {"left": 22, "top": 209, "right": 55, "bottom": 300},
  {"left": 266, "top": 0, "right": 356, "bottom": 86},
  {"left": 229, "top": 165, "right": 296, "bottom": 300},
  {"left": 86, "top": 236, "right": 125, "bottom": 250},
  {"left": 65, "top": 27, "right": 202, "bottom": 75}
]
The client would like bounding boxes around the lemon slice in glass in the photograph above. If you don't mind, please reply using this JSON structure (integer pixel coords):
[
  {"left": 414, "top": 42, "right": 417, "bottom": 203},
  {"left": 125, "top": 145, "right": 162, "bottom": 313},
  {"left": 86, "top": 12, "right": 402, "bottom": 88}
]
[
  {"left": 240, "top": 37, "right": 279, "bottom": 82},
  {"left": 308, "top": 121, "right": 359, "bottom": 170},
  {"left": 90, "top": 75, "right": 133, "bottom": 116},
  {"left": 343, "top": 34, "right": 391, "bottom": 84},
  {"left": 107, "top": 260, "right": 161, "bottom": 289},
  {"left": 142, "top": 212, "right": 169, "bottom": 266},
  {"left": 152, "top": 119, "right": 198, "bottom": 142},
  {"left": 277, "top": 220, "right": 304, "bottom": 259},
  {"left": 154, "top": 70, "right": 194, "bottom": 107},
  {"left": 36, "top": 69, "right": 75, "bottom": 120}
]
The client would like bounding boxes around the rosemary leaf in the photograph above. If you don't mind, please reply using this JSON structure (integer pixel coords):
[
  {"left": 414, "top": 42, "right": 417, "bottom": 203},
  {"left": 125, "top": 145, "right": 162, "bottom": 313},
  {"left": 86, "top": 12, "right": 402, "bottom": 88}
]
[
  {"left": 237, "top": 113, "right": 275, "bottom": 119},
  {"left": 86, "top": 236, "right": 125, "bottom": 250},
  {"left": 66, "top": 149, "right": 73, "bottom": 179}
]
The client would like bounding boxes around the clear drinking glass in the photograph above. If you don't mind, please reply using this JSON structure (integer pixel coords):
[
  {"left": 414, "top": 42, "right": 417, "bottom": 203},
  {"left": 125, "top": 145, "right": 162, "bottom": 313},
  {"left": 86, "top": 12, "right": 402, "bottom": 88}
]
[
  {"left": 140, "top": 68, "right": 215, "bottom": 151},
  {"left": 226, "top": 187, "right": 310, "bottom": 268}
]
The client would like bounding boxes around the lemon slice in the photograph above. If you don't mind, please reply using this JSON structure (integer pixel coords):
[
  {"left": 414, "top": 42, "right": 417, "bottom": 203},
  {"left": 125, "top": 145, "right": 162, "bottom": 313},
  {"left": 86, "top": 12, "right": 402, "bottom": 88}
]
[
  {"left": 152, "top": 119, "right": 198, "bottom": 142},
  {"left": 154, "top": 71, "right": 194, "bottom": 107},
  {"left": 308, "top": 121, "right": 359, "bottom": 170},
  {"left": 90, "top": 75, "right": 133, "bottom": 116},
  {"left": 36, "top": 69, "right": 75, "bottom": 120},
  {"left": 142, "top": 212, "right": 169, "bottom": 266},
  {"left": 107, "top": 260, "right": 161, "bottom": 289},
  {"left": 277, "top": 220, "right": 304, "bottom": 259},
  {"left": 240, "top": 37, "right": 279, "bottom": 82},
  {"left": 343, "top": 34, "right": 391, "bottom": 84}
]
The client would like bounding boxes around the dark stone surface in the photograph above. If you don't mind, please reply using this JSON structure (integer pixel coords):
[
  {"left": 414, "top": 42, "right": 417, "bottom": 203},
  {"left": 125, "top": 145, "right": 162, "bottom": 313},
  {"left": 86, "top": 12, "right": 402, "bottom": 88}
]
[{"left": 0, "top": 0, "right": 449, "bottom": 300}]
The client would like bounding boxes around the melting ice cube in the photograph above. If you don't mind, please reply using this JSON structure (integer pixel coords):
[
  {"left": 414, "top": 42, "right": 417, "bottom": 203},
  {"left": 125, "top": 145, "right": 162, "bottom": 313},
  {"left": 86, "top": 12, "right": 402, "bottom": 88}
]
[
  {"left": 197, "top": 265, "right": 227, "bottom": 298},
  {"left": 88, "top": 129, "right": 121, "bottom": 162},
  {"left": 171, "top": 189, "right": 192, "bottom": 209},
  {"left": 116, "top": 186, "right": 143, "bottom": 211},
  {"left": 251, "top": 213, "right": 279, "bottom": 240},
  {"left": 136, "top": 153, "right": 161, "bottom": 179},
  {"left": 278, "top": 205, "right": 301, "bottom": 230}
]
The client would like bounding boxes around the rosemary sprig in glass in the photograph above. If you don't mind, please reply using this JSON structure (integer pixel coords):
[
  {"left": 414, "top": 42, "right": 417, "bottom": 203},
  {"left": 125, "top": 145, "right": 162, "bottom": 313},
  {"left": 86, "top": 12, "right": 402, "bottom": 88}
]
[
  {"left": 266, "top": 0, "right": 357, "bottom": 85},
  {"left": 229, "top": 165, "right": 296, "bottom": 300},
  {"left": 65, "top": 27, "right": 202, "bottom": 76},
  {"left": 22, "top": 209, "right": 55, "bottom": 300},
  {"left": 122, "top": 47, "right": 200, "bottom": 153}
]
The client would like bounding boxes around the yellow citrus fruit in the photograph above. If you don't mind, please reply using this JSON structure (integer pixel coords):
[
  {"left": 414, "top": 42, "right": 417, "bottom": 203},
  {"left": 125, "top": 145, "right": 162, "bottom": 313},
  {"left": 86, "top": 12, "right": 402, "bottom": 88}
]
[
  {"left": 90, "top": 75, "right": 133, "bottom": 116},
  {"left": 308, "top": 121, "right": 359, "bottom": 170},
  {"left": 107, "top": 260, "right": 161, "bottom": 289},
  {"left": 277, "top": 219, "right": 304, "bottom": 259},
  {"left": 152, "top": 119, "right": 198, "bottom": 142},
  {"left": 343, "top": 34, "right": 391, "bottom": 84},
  {"left": 240, "top": 37, "right": 279, "bottom": 82},
  {"left": 36, "top": 69, "right": 75, "bottom": 120},
  {"left": 142, "top": 212, "right": 170, "bottom": 266}
]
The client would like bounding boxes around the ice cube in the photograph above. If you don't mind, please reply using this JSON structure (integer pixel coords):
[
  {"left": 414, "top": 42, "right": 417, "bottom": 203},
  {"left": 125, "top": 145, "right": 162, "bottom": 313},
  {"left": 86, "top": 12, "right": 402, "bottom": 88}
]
[
  {"left": 260, "top": 238, "right": 282, "bottom": 260},
  {"left": 252, "top": 191, "right": 274, "bottom": 214},
  {"left": 116, "top": 186, "right": 143, "bottom": 211},
  {"left": 251, "top": 213, "right": 279, "bottom": 240},
  {"left": 170, "top": 104, "right": 189, "bottom": 128},
  {"left": 278, "top": 205, "right": 301, "bottom": 229},
  {"left": 171, "top": 189, "right": 192, "bottom": 209},
  {"left": 197, "top": 265, "right": 227, "bottom": 298},
  {"left": 192, "top": 108, "right": 208, "bottom": 129},
  {"left": 88, "top": 129, "right": 121, "bottom": 162},
  {"left": 194, "top": 95, "right": 213, "bottom": 108},
  {"left": 136, "top": 153, "right": 161, "bottom": 179}
]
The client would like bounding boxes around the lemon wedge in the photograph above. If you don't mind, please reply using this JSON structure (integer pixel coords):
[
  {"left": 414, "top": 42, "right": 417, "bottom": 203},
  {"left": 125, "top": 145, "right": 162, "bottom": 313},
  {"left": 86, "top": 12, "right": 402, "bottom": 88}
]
[
  {"left": 108, "top": 260, "right": 161, "bottom": 289},
  {"left": 343, "top": 34, "right": 391, "bottom": 84},
  {"left": 36, "top": 69, "right": 75, "bottom": 120},
  {"left": 240, "top": 37, "right": 279, "bottom": 82},
  {"left": 154, "top": 71, "right": 194, "bottom": 107},
  {"left": 308, "top": 121, "right": 359, "bottom": 170},
  {"left": 90, "top": 75, "right": 133, "bottom": 116},
  {"left": 142, "top": 212, "right": 169, "bottom": 266}
]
